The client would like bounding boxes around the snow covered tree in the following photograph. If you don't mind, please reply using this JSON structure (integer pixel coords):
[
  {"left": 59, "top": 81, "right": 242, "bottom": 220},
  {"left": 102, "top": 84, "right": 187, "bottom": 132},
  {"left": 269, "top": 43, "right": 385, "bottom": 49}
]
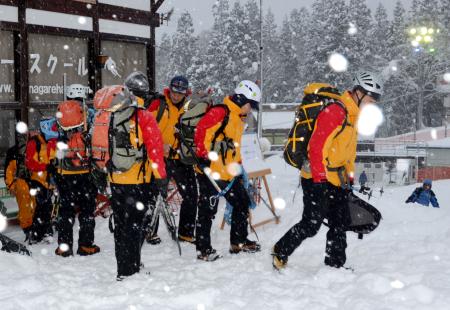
[
  {"left": 306, "top": 0, "right": 350, "bottom": 88},
  {"left": 156, "top": 33, "right": 172, "bottom": 91},
  {"left": 278, "top": 16, "right": 299, "bottom": 102},
  {"left": 261, "top": 9, "right": 281, "bottom": 103},
  {"left": 167, "top": 11, "right": 197, "bottom": 79}
]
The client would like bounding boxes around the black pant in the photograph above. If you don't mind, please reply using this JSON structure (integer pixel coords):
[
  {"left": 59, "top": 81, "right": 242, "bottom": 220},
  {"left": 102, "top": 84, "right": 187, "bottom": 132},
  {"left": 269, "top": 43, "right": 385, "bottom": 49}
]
[
  {"left": 275, "top": 178, "right": 349, "bottom": 267},
  {"left": 166, "top": 159, "right": 198, "bottom": 238},
  {"left": 28, "top": 180, "right": 53, "bottom": 241},
  {"left": 55, "top": 173, "right": 96, "bottom": 249},
  {"left": 111, "top": 183, "right": 155, "bottom": 278},
  {"left": 196, "top": 173, "right": 250, "bottom": 253}
]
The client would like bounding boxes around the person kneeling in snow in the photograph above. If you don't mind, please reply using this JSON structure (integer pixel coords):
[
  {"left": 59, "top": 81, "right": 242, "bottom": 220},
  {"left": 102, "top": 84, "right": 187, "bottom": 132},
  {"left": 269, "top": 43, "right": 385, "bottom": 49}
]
[{"left": 405, "top": 179, "right": 439, "bottom": 208}]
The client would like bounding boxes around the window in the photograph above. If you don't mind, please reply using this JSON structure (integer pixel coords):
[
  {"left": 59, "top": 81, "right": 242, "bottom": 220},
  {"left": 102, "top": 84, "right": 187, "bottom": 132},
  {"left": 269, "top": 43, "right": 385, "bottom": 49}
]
[
  {"left": 0, "top": 110, "right": 16, "bottom": 173},
  {"left": 375, "top": 163, "right": 382, "bottom": 168},
  {"left": 0, "top": 30, "right": 15, "bottom": 103},
  {"left": 101, "top": 40, "right": 147, "bottom": 86},
  {"left": 364, "top": 163, "right": 372, "bottom": 168},
  {"left": 28, "top": 33, "right": 89, "bottom": 103}
]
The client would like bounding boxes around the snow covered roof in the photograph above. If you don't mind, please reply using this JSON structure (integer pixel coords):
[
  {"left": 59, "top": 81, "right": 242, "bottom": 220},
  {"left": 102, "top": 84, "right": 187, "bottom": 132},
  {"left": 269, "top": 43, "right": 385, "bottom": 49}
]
[
  {"left": 423, "top": 137, "right": 450, "bottom": 148},
  {"left": 252, "top": 111, "right": 295, "bottom": 130}
]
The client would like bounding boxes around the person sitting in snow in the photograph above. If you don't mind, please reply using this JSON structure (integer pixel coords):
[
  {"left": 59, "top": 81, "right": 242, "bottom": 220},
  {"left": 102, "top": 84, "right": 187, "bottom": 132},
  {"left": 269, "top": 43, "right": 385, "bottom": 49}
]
[{"left": 405, "top": 179, "right": 439, "bottom": 208}]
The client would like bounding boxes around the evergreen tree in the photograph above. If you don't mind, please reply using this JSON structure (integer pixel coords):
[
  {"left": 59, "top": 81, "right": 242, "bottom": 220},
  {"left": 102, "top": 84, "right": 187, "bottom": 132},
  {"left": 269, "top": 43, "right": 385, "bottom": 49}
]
[
  {"left": 289, "top": 8, "right": 310, "bottom": 95},
  {"left": 167, "top": 11, "right": 197, "bottom": 79},
  {"left": 261, "top": 9, "right": 281, "bottom": 103},
  {"left": 278, "top": 16, "right": 299, "bottom": 102},
  {"left": 306, "top": 0, "right": 349, "bottom": 87},
  {"left": 156, "top": 33, "right": 172, "bottom": 91}
]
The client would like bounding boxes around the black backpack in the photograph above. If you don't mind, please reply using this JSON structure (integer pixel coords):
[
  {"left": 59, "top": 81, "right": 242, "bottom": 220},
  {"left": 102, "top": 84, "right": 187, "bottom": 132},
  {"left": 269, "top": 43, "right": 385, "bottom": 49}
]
[
  {"left": 346, "top": 193, "right": 382, "bottom": 239},
  {"left": 283, "top": 83, "right": 347, "bottom": 169}
]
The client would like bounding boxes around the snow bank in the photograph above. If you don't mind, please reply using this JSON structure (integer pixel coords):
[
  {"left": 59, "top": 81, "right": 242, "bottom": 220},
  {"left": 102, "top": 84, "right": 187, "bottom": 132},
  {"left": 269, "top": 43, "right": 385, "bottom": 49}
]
[{"left": 1, "top": 155, "right": 450, "bottom": 310}]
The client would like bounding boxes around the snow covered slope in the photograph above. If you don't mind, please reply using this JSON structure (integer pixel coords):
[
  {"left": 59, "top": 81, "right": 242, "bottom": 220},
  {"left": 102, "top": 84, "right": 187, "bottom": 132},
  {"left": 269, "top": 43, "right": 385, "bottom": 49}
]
[{"left": 1, "top": 155, "right": 449, "bottom": 310}]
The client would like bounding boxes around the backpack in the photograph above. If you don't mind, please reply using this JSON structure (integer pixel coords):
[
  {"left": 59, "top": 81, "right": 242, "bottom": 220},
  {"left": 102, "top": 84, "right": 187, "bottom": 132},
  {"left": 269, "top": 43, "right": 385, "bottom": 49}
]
[
  {"left": 4, "top": 136, "right": 29, "bottom": 181},
  {"left": 283, "top": 83, "right": 348, "bottom": 170},
  {"left": 178, "top": 93, "right": 229, "bottom": 165},
  {"left": 346, "top": 192, "right": 382, "bottom": 239},
  {"left": 91, "top": 85, "right": 145, "bottom": 173}
]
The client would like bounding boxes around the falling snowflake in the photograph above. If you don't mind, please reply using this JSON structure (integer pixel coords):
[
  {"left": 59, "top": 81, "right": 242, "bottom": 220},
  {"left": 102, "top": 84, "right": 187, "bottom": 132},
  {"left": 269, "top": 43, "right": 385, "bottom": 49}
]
[
  {"left": 348, "top": 23, "right": 357, "bottom": 35},
  {"left": 328, "top": 53, "right": 348, "bottom": 72},
  {"left": 208, "top": 151, "right": 219, "bottom": 161},
  {"left": 136, "top": 202, "right": 145, "bottom": 211},
  {"left": 273, "top": 198, "right": 286, "bottom": 210},
  {"left": 390, "top": 280, "right": 405, "bottom": 289},
  {"left": 357, "top": 104, "right": 384, "bottom": 136},
  {"left": 16, "top": 122, "right": 28, "bottom": 134}
]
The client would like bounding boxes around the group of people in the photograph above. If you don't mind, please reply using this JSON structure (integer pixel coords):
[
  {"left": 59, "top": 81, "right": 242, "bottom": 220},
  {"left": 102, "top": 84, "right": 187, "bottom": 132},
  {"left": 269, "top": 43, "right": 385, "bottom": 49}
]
[
  {"left": 5, "top": 72, "right": 262, "bottom": 280},
  {"left": 10, "top": 68, "right": 438, "bottom": 278}
]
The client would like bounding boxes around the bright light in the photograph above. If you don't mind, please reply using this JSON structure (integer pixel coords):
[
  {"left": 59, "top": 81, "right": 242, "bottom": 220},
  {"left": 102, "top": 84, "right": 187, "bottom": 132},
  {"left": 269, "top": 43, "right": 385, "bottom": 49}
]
[
  {"left": 136, "top": 201, "right": 144, "bottom": 211},
  {"left": 208, "top": 151, "right": 219, "bottom": 162},
  {"left": 274, "top": 198, "right": 286, "bottom": 210},
  {"left": 328, "top": 53, "right": 348, "bottom": 72},
  {"left": 57, "top": 141, "right": 68, "bottom": 150},
  {"left": 409, "top": 28, "right": 417, "bottom": 35},
  {"left": 212, "top": 172, "right": 221, "bottom": 180},
  {"left": 415, "top": 35, "right": 423, "bottom": 42},
  {"left": 357, "top": 104, "right": 384, "bottom": 136},
  {"left": 0, "top": 214, "right": 7, "bottom": 232},
  {"left": 420, "top": 27, "right": 428, "bottom": 35},
  {"left": 226, "top": 162, "right": 242, "bottom": 177},
  {"left": 390, "top": 280, "right": 405, "bottom": 289},
  {"left": 348, "top": 23, "right": 357, "bottom": 35},
  {"left": 430, "top": 129, "right": 437, "bottom": 140},
  {"left": 16, "top": 121, "right": 28, "bottom": 134},
  {"left": 443, "top": 73, "right": 450, "bottom": 83},
  {"left": 411, "top": 41, "right": 419, "bottom": 47}
]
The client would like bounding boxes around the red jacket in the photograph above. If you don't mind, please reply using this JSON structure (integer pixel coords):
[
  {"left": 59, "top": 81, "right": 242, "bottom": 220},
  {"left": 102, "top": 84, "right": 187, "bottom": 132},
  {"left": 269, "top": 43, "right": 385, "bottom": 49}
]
[
  {"left": 308, "top": 104, "right": 346, "bottom": 183},
  {"left": 194, "top": 106, "right": 228, "bottom": 159}
]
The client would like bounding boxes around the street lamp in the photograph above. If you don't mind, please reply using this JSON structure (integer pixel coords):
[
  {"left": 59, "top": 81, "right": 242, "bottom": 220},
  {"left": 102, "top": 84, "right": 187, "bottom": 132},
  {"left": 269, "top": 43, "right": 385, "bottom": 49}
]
[{"left": 407, "top": 25, "right": 439, "bottom": 130}]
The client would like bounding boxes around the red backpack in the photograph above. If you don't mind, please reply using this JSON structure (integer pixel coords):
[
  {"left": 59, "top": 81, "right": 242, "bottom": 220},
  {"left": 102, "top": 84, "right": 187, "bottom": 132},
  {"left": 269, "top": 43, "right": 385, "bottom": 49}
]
[{"left": 90, "top": 85, "right": 142, "bottom": 173}]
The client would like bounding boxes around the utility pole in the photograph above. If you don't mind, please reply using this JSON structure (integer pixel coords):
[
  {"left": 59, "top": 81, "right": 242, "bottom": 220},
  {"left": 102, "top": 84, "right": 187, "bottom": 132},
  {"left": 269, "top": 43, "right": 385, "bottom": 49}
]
[{"left": 257, "top": 0, "right": 263, "bottom": 138}]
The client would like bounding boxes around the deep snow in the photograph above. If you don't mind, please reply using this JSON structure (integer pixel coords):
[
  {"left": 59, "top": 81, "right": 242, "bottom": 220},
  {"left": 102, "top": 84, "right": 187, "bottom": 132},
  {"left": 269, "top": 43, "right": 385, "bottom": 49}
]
[{"left": 1, "top": 155, "right": 450, "bottom": 310}]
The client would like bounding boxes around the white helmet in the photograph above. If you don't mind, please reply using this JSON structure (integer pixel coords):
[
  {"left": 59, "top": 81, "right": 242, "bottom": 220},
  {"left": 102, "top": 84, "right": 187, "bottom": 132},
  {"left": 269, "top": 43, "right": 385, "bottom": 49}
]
[
  {"left": 352, "top": 71, "right": 383, "bottom": 99},
  {"left": 234, "top": 80, "right": 262, "bottom": 104},
  {"left": 66, "top": 84, "right": 90, "bottom": 100}
]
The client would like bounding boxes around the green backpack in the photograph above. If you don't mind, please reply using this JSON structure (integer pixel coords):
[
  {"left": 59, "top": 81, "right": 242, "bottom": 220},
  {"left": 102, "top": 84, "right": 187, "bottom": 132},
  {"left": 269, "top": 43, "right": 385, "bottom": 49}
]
[{"left": 178, "top": 92, "right": 229, "bottom": 165}]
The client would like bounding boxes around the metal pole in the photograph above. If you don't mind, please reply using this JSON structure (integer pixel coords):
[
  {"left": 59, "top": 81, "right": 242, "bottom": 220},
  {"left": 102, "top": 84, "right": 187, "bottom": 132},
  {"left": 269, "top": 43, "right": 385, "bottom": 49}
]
[{"left": 257, "top": 0, "right": 263, "bottom": 138}]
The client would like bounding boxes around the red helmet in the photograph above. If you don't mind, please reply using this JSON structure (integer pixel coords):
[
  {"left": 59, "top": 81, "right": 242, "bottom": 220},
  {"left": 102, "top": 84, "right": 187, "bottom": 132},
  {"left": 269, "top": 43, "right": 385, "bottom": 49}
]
[{"left": 57, "top": 100, "right": 84, "bottom": 130}]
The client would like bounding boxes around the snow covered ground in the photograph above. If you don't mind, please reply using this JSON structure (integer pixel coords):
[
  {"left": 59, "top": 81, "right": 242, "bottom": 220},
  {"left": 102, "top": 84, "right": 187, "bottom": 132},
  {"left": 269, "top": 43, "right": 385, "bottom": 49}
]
[{"left": 1, "top": 155, "right": 450, "bottom": 310}]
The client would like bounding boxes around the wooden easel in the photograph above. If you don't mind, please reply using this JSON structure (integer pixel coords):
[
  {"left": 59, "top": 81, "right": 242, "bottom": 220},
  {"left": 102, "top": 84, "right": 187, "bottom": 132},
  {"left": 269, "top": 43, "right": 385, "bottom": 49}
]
[{"left": 220, "top": 167, "right": 280, "bottom": 230}]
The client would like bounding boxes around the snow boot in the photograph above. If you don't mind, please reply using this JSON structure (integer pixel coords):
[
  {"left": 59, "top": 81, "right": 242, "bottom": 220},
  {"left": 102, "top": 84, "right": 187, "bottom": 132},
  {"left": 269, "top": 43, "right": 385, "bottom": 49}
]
[
  {"left": 55, "top": 246, "right": 73, "bottom": 257},
  {"left": 229, "top": 239, "right": 261, "bottom": 254},
  {"left": 178, "top": 234, "right": 195, "bottom": 244},
  {"left": 197, "top": 248, "right": 222, "bottom": 262},
  {"left": 146, "top": 234, "right": 162, "bottom": 245},
  {"left": 271, "top": 247, "right": 287, "bottom": 271},
  {"left": 77, "top": 244, "right": 101, "bottom": 256}
]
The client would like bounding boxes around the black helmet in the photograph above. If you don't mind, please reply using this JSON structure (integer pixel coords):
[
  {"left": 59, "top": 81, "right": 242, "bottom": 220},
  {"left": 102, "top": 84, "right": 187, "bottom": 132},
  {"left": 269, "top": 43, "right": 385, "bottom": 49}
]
[
  {"left": 124, "top": 71, "right": 150, "bottom": 99},
  {"left": 169, "top": 76, "right": 189, "bottom": 94}
]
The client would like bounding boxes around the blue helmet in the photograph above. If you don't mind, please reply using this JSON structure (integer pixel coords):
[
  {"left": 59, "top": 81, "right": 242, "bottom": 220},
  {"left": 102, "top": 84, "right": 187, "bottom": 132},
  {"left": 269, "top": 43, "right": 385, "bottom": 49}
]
[
  {"left": 423, "top": 179, "right": 432, "bottom": 187},
  {"left": 39, "top": 117, "right": 59, "bottom": 141},
  {"left": 169, "top": 76, "right": 189, "bottom": 94}
]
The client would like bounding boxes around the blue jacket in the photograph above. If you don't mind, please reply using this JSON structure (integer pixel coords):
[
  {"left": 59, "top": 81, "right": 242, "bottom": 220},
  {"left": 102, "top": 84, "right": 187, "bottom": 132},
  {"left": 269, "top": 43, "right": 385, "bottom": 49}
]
[
  {"left": 406, "top": 187, "right": 439, "bottom": 208},
  {"left": 359, "top": 172, "right": 368, "bottom": 185}
]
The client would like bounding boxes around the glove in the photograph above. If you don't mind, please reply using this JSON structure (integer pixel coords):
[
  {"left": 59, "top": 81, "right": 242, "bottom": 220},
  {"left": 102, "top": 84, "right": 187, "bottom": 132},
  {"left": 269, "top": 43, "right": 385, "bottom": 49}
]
[
  {"left": 197, "top": 158, "right": 211, "bottom": 170},
  {"left": 310, "top": 181, "right": 329, "bottom": 207},
  {"left": 47, "top": 163, "right": 57, "bottom": 176},
  {"left": 155, "top": 178, "right": 169, "bottom": 199}
]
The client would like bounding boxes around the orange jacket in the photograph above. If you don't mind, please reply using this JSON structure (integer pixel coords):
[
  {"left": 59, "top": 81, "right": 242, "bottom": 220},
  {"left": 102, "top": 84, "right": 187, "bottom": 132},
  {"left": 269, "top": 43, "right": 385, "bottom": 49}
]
[
  {"left": 301, "top": 91, "right": 359, "bottom": 187},
  {"left": 194, "top": 96, "right": 244, "bottom": 181},
  {"left": 109, "top": 108, "right": 166, "bottom": 184},
  {"left": 147, "top": 88, "right": 187, "bottom": 159}
]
